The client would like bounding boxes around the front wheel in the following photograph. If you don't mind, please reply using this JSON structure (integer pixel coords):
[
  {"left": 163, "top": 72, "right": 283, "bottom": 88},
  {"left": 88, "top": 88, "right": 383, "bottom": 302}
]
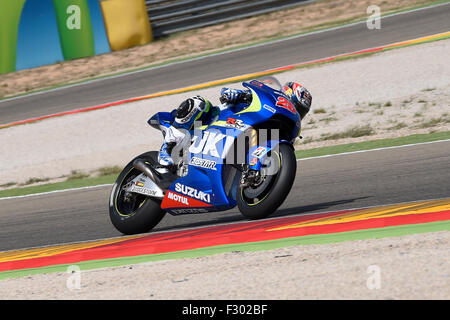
[
  {"left": 109, "top": 152, "right": 166, "bottom": 235},
  {"left": 237, "top": 143, "right": 297, "bottom": 220}
]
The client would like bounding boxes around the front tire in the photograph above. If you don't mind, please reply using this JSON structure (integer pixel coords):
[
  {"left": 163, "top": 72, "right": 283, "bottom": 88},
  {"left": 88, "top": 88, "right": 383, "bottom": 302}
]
[
  {"left": 109, "top": 152, "right": 166, "bottom": 235},
  {"left": 237, "top": 143, "right": 296, "bottom": 219}
]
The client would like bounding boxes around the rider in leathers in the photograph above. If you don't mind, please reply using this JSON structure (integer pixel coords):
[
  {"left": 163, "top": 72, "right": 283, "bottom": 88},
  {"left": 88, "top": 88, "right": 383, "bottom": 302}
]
[{"left": 157, "top": 82, "right": 312, "bottom": 166}]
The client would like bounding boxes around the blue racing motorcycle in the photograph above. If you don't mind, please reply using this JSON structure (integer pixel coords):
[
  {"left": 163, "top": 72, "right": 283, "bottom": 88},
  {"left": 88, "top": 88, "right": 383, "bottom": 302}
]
[{"left": 109, "top": 77, "right": 301, "bottom": 234}]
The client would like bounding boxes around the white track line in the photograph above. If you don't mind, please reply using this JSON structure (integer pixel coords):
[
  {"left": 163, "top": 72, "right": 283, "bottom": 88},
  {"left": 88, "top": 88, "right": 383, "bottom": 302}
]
[
  {"left": 297, "top": 138, "right": 450, "bottom": 161},
  {"left": 1, "top": 2, "right": 448, "bottom": 105},
  {"left": 1, "top": 139, "right": 449, "bottom": 201},
  {"left": 0, "top": 184, "right": 112, "bottom": 201}
]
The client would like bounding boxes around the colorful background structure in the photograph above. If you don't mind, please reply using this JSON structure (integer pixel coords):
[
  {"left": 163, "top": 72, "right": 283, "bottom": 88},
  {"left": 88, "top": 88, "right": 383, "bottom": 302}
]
[{"left": 0, "top": 0, "right": 152, "bottom": 74}]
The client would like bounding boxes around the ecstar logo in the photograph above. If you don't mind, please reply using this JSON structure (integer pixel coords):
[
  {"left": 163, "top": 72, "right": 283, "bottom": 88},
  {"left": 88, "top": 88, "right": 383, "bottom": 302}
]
[
  {"left": 190, "top": 157, "right": 217, "bottom": 170},
  {"left": 175, "top": 183, "right": 211, "bottom": 203}
]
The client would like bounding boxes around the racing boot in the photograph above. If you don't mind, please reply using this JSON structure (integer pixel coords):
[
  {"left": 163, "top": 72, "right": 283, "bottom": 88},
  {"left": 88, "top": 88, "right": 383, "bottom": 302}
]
[{"left": 158, "top": 141, "right": 176, "bottom": 167}]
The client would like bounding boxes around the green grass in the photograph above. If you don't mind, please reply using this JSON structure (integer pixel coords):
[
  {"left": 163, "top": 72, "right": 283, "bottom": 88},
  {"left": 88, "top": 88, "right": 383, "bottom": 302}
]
[
  {"left": 319, "top": 125, "right": 374, "bottom": 141},
  {"left": 387, "top": 122, "right": 408, "bottom": 130},
  {"left": 1, "top": 131, "right": 449, "bottom": 199},
  {"left": 0, "top": 174, "right": 116, "bottom": 198},
  {"left": 21, "top": 177, "right": 50, "bottom": 185},
  {"left": 97, "top": 165, "right": 122, "bottom": 176},
  {"left": 0, "top": 182, "right": 17, "bottom": 188},
  {"left": 313, "top": 108, "right": 326, "bottom": 114},
  {"left": 66, "top": 170, "right": 89, "bottom": 181},
  {"left": 417, "top": 116, "right": 450, "bottom": 128},
  {"left": 295, "top": 130, "right": 450, "bottom": 159}
]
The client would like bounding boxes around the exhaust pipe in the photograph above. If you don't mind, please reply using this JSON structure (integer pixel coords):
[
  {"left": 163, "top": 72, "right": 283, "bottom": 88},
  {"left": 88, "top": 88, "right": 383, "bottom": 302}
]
[{"left": 133, "top": 159, "right": 160, "bottom": 184}]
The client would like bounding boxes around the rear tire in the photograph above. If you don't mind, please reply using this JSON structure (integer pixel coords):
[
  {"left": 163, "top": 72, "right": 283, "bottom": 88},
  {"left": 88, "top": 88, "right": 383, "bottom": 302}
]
[
  {"left": 109, "top": 152, "right": 166, "bottom": 235},
  {"left": 237, "top": 144, "right": 296, "bottom": 220}
]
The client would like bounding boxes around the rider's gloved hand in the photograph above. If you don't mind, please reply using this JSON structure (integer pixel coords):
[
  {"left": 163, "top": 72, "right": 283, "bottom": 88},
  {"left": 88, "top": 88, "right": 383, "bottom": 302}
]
[{"left": 220, "top": 88, "right": 245, "bottom": 104}]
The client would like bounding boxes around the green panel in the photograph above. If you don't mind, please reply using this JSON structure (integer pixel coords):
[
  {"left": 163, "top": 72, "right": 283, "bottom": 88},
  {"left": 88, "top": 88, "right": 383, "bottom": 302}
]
[
  {"left": 0, "top": 0, "right": 26, "bottom": 74},
  {"left": 52, "top": 0, "right": 95, "bottom": 60}
]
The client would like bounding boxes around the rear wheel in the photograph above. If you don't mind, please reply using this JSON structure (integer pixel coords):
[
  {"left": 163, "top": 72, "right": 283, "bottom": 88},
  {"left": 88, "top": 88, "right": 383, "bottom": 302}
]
[
  {"left": 237, "top": 144, "right": 296, "bottom": 219},
  {"left": 109, "top": 152, "right": 166, "bottom": 235}
]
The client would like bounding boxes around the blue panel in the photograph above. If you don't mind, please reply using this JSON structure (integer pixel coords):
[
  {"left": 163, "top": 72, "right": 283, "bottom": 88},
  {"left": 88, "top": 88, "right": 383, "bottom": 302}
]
[
  {"left": 16, "top": 0, "right": 64, "bottom": 70},
  {"left": 87, "top": 0, "right": 110, "bottom": 55},
  {"left": 16, "top": 0, "right": 110, "bottom": 71}
]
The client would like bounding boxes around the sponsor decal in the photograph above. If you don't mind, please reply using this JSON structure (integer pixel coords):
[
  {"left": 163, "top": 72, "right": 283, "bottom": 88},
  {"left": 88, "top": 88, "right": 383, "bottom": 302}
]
[
  {"left": 250, "top": 80, "right": 263, "bottom": 87},
  {"left": 175, "top": 183, "right": 211, "bottom": 203},
  {"left": 161, "top": 190, "right": 213, "bottom": 209},
  {"left": 283, "top": 85, "right": 293, "bottom": 97},
  {"left": 226, "top": 117, "right": 245, "bottom": 130},
  {"left": 171, "top": 208, "right": 209, "bottom": 214},
  {"left": 252, "top": 146, "right": 267, "bottom": 158},
  {"left": 275, "top": 96, "right": 296, "bottom": 114},
  {"left": 167, "top": 191, "right": 189, "bottom": 205},
  {"left": 250, "top": 157, "right": 258, "bottom": 166},
  {"left": 190, "top": 157, "right": 217, "bottom": 170},
  {"left": 263, "top": 104, "right": 276, "bottom": 113},
  {"left": 261, "top": 78, "right": 277, "bottom": 86},
  {"left": 130, "top": 185, "right": 158, "bottom": 197}
]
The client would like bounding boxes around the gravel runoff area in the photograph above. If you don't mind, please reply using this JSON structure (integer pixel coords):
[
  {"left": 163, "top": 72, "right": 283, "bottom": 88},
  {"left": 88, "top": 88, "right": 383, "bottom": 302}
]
[
  {"left": 1, "top": 39, "right": 449, "bottom": 186},
  {"left": 0, "top": 231, "right": 448, "bottom": 299}
]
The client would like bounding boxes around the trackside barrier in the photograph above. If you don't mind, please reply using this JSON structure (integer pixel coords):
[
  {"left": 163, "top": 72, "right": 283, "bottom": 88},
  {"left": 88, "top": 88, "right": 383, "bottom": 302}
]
[
  {"left": 100, "top": 0, "right": 154, "bottom": 51},
  {"left": 146, "top": 0, "right": 313, "bottom": 37},
  {"left": 0, "top": 0, "right": 152, "bottom": 74},
  {"left": 0, "top": 0, "right": 306, "bottom": 73}
]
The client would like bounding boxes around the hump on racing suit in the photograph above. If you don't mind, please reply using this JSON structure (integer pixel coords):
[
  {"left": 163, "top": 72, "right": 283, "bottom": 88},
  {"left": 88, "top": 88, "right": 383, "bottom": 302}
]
[{"left": 155, "top": 95, "right": 221, "bottom": 166}]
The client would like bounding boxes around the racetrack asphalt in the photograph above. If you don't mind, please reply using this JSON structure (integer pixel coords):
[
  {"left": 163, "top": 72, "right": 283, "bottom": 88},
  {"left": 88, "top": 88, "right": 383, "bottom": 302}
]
[
  {"left": 1, "top": 3, "right": 450, "bottom": 125},
  {"left": 0, "top": 140, "right": 449, "bottom": 252}
]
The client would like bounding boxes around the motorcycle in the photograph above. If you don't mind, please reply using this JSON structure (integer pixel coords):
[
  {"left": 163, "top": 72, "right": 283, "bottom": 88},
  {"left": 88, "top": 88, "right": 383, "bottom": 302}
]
[{"left": 109, "top": 76, "right": 301, "bottom": 234}]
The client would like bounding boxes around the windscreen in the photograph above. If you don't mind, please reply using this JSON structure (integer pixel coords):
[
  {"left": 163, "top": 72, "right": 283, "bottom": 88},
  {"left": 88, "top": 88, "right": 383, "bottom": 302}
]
[{"left": 254, "top": 76, "right": 283, "bottom": 91}]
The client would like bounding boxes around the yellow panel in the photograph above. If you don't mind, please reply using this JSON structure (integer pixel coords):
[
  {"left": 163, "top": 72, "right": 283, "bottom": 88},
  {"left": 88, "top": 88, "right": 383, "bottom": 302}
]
[
  {"left": 100, "top": 0, "right": 153, "bottom": 51},
  {"left": 0, "top": 236, "right": 142, "bottom": 263},
  {"left": 268, "top": 198, "right": 450, "bottom": 231}
]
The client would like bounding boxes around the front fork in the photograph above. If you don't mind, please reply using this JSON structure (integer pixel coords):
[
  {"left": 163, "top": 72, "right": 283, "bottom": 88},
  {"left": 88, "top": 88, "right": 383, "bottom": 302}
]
[
  {"left": 240, "top": 127, "right": 286, "bottom": 188},
  {"left": 240, "top": 165, "right": 263, "bottom": 188},
  {"left": 239, "top": 128, "right": 265, "bottom": 188}
]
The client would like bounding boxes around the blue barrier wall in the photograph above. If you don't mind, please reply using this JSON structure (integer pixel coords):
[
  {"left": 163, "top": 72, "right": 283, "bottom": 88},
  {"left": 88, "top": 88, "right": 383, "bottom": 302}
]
[{"left": 15, "top": 0, "right": 110, "bottom": 71}]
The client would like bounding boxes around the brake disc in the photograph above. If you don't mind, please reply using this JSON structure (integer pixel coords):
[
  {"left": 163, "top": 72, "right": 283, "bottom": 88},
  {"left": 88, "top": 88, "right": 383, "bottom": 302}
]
[{"left": 243, "top": 173, "right": 273, "bottom": 198}]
